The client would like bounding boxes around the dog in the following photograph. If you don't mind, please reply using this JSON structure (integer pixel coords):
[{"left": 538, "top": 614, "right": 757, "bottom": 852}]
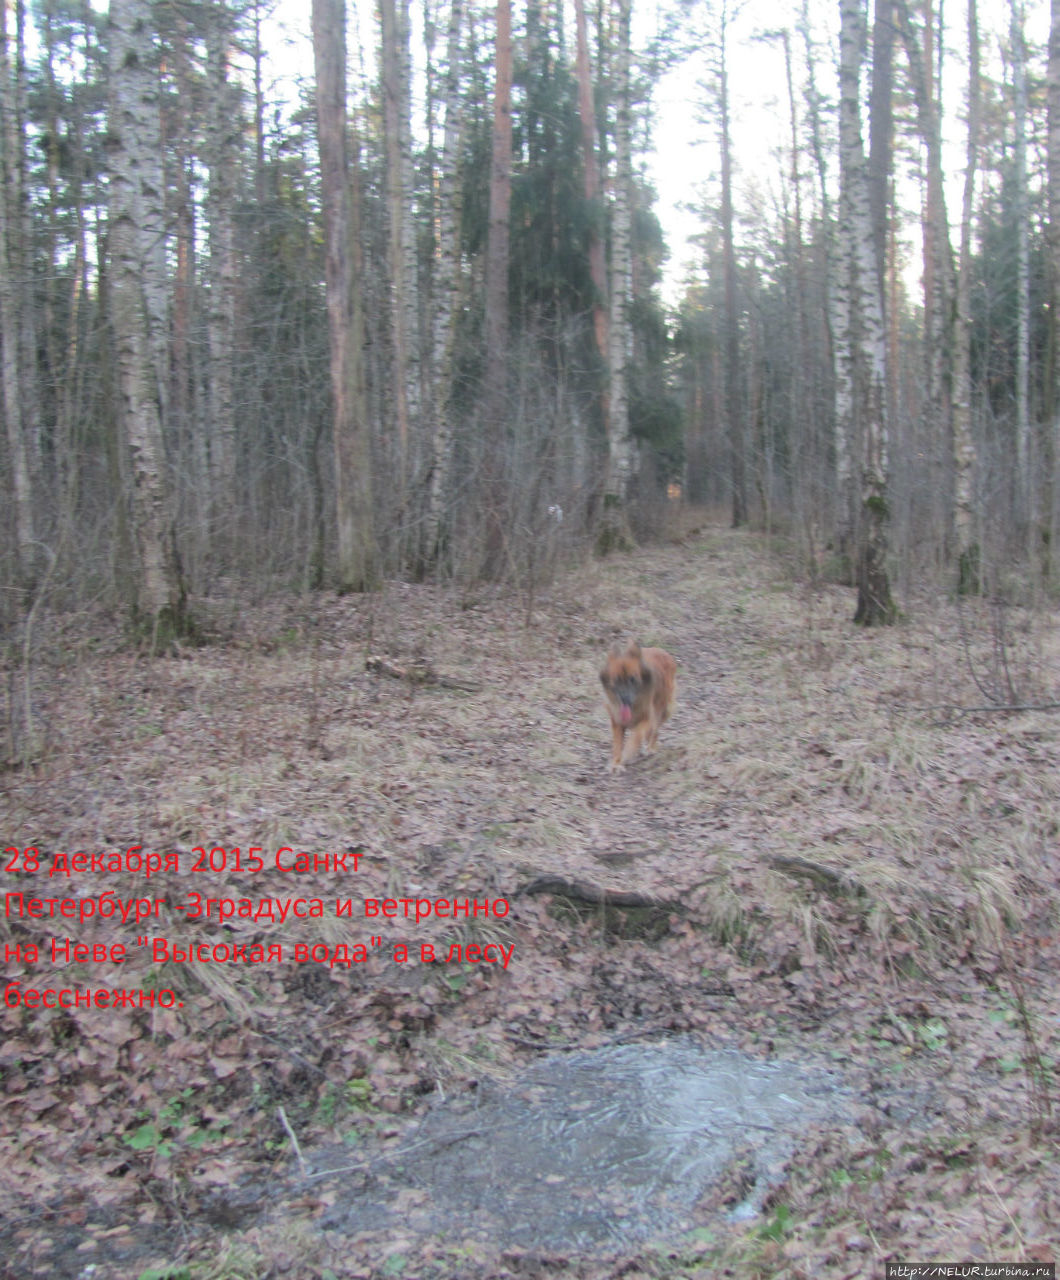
[{"left": 600, "top": 641, "right": 676, "bottom": 771}]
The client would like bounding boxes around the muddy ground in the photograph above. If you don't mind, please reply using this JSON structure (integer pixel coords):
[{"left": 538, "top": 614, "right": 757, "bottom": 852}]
[{"left": 2, "top": 520, "right": 1059, "bottom": 1278}]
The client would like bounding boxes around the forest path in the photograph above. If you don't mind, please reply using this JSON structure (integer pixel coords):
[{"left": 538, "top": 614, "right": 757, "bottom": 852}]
[
  {"left": 477, "top": 525, "right": 838, "bottom": 901},
  {"left": 4, "top": 520, "right": 1060, "bottom": 1279}
]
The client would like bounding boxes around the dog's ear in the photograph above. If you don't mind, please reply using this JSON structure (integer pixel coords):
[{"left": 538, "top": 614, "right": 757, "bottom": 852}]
[
  {"left": 628, "top": 641, "right": 642, "bottom": 659},
  {"left": 600, "top": 662, "right": 613, "bottom": 689},
  {"left": 639, "top": 659, "right": 653, "bottom": 685},
  {"left": 609, "top": 641, "right": 624, "bottom": 658}
]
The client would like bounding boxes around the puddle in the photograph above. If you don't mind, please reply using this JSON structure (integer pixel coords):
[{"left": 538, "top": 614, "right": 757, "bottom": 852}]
[{"left": 318, "top": 1040, "right": 848, "bottom": 1251}]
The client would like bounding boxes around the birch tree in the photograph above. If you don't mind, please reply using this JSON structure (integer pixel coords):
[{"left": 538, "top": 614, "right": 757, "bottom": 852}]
[
  {"left": 599, "top": 0, "right": 635, "bottom": 549},
  {"left": 206, "top": 0, "right": 239, "bottom": 504},
  {"left": 106, "top": 0, "right": 187, "bottom": 635},
  {"left": 838, "top": 0, "right": 896, "bottom": 625}
]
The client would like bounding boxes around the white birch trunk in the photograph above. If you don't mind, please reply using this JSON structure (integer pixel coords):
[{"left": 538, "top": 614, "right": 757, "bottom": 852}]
[
  {"left": 107, "top": 0, "right": 184, "bottom": 628},
  {"left": 604, "top": 0, "right": 634, "bottom": 508},
  {"left": 839, "top": 0, "right": 895, "bottom": 624}
]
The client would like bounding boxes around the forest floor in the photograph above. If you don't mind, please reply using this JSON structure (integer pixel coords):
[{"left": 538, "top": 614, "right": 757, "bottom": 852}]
[{"left": 2, "top": 515, "right": 1060, "bottom": 1279}]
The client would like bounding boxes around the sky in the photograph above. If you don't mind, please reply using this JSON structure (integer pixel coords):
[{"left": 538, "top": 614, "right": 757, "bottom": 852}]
[{"left": 646, "top": 5, "right": 816, "bottom": 304}]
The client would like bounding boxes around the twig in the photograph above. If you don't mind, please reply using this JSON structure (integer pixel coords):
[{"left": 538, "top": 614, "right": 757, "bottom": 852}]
[
  {"left": 892, "top": 701, "right": 1060, "bottom": 720},
  {"left": 278, "top": 1105, "right": 310, "bottom": 1177},
  {"left": 947, "top": 702, "right": 1060, "bottom": 715},
  {"left": 303, "top": 1127, "right": 483, "bottom": 1182}
]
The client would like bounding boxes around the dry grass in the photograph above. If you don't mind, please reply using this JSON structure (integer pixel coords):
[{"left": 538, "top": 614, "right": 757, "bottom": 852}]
[{"left": 2, "top": 518, "right": 1060, "bottom": 1277}]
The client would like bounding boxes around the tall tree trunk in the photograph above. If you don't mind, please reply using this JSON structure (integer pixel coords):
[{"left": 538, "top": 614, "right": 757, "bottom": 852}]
[
  {"left": 869, "top": 0, "right": 896, "bottom": 444},
  {"left": 0, "top": 0, "right": 34, "bottom": 583},
  {"left": 839, "top": 0, "right": 896, "bottom": 625},
  {"left": 799, "top": 0, "right": 844, "bottom": 558},
  {"left": 574, "top": 0, "right": 608, "bottom": 394},
  {"left": 313, "top": 0, "right": 378, "bottom": 591},
  {"left": 252, "top": 0, "right": 267, "bottom": 203},
  {"left": 896, "top": 0, "right": 955, "bottom": 557},
  {"left": 169, "top": 15, "right": 195, "bottom": 527},
  {"left": 599, "top": 0, "right": 634, "bottom": 549},
  {"left": 781, "top": 30, "right": 812, "bottom": 534},
  {"left": 133, "top": 11, "right": 169, "bottom": 441},
  {"left": 8, "top": 0, "right": 38, "bottom": 473},
  {"left": 172, "top": 148, "right": 194, "bottom": 511},
  {"left": 1011, "top": 0, "right": 1032, "bottom": 549},
  {"left": 482, "top": 0, "right": 513, "bottom": 572},
  {"left": 718, "top": 0, "right": 746, "bottom": 528},
  {"left": 831, "top": 236, "right": 856, "bottom": 571},
  {"left": 423, "top": 0, "right": 464, "bottom": 569},
  {"left": 106, "top": 0, "right": 187, "bottom": 637},
  {"left": 206, "top": 0, "right": 238, "bottom": 508},
  {"left": 380, "top": 0, "right": 419, "bottom": 515},
  {"left": 1050, "top": 0, "right": 1060, "bottom": 579},
  {"left": 954, "top": 0, "right": 981, "bottom": 588}
]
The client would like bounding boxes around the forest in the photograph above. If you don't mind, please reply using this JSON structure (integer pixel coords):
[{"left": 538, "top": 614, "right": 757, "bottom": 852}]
[
  {"left": 1, "top": 0, "right": 1059, "bottom": 647},
  {"left": 2, "top": 0, "right": 1060, "bottom": 1276}
]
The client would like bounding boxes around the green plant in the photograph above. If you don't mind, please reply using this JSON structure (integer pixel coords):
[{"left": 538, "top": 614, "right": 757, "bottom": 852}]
[
  {"left": 757, "top": 1204, "right": 793, "bottom": 1242},
  {"left": 317, "top": 1077, "right": 375, "bottom": 1126},
  {"left": 124, "top": 1089, "right": 228, "bottom": 1160},
  {"left": 917, "top": 1018, "right": 949, "bottom": 1053}
]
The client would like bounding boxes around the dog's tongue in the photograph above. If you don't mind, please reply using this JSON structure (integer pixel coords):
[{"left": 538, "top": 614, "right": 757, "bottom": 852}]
[{"left": 620, "top": 705, "right": 632, "bottom": 725}]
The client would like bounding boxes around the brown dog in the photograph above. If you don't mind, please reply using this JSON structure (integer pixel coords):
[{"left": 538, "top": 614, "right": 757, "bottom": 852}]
[{"left": 600, "top": 641, "right": 676, "bottom": 771}]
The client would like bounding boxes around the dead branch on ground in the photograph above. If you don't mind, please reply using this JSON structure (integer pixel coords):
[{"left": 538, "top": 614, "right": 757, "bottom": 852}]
[
  {"left": 365, "top": 654, "right": 481, "bottom": 692},
  {"left": 518, "top": 875, "right": 677, "bottom": 911}
]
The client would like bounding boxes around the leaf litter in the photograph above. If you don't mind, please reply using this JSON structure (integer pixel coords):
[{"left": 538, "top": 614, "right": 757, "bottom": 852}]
[{"left": 1, "top": 523, "right": 1059, "bottom": 1278}]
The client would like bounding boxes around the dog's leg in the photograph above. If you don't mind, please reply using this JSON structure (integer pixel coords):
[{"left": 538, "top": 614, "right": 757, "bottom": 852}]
[
  {"left": 622, "top": 721, "right": 652, "bottom": 764},
  {"left": 609, "top": 720, "right": 626, "bottom": 771}
]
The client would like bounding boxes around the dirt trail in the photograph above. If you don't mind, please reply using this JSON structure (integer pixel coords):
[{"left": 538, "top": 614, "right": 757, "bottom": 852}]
[{"left": 2, "top": 523, "right": 1059, "bottom": 1278}]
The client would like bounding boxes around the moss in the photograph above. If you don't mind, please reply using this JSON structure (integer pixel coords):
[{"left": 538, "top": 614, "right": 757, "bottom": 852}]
[
  {"left": 129, "top": 596, "right": 198, "bottom": 652},
  {"left": 595, "top": 507, "right": 635, "bottom": 556},
  {"left": 957, "top": 544, "right": 981, "bottom": 596}
]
